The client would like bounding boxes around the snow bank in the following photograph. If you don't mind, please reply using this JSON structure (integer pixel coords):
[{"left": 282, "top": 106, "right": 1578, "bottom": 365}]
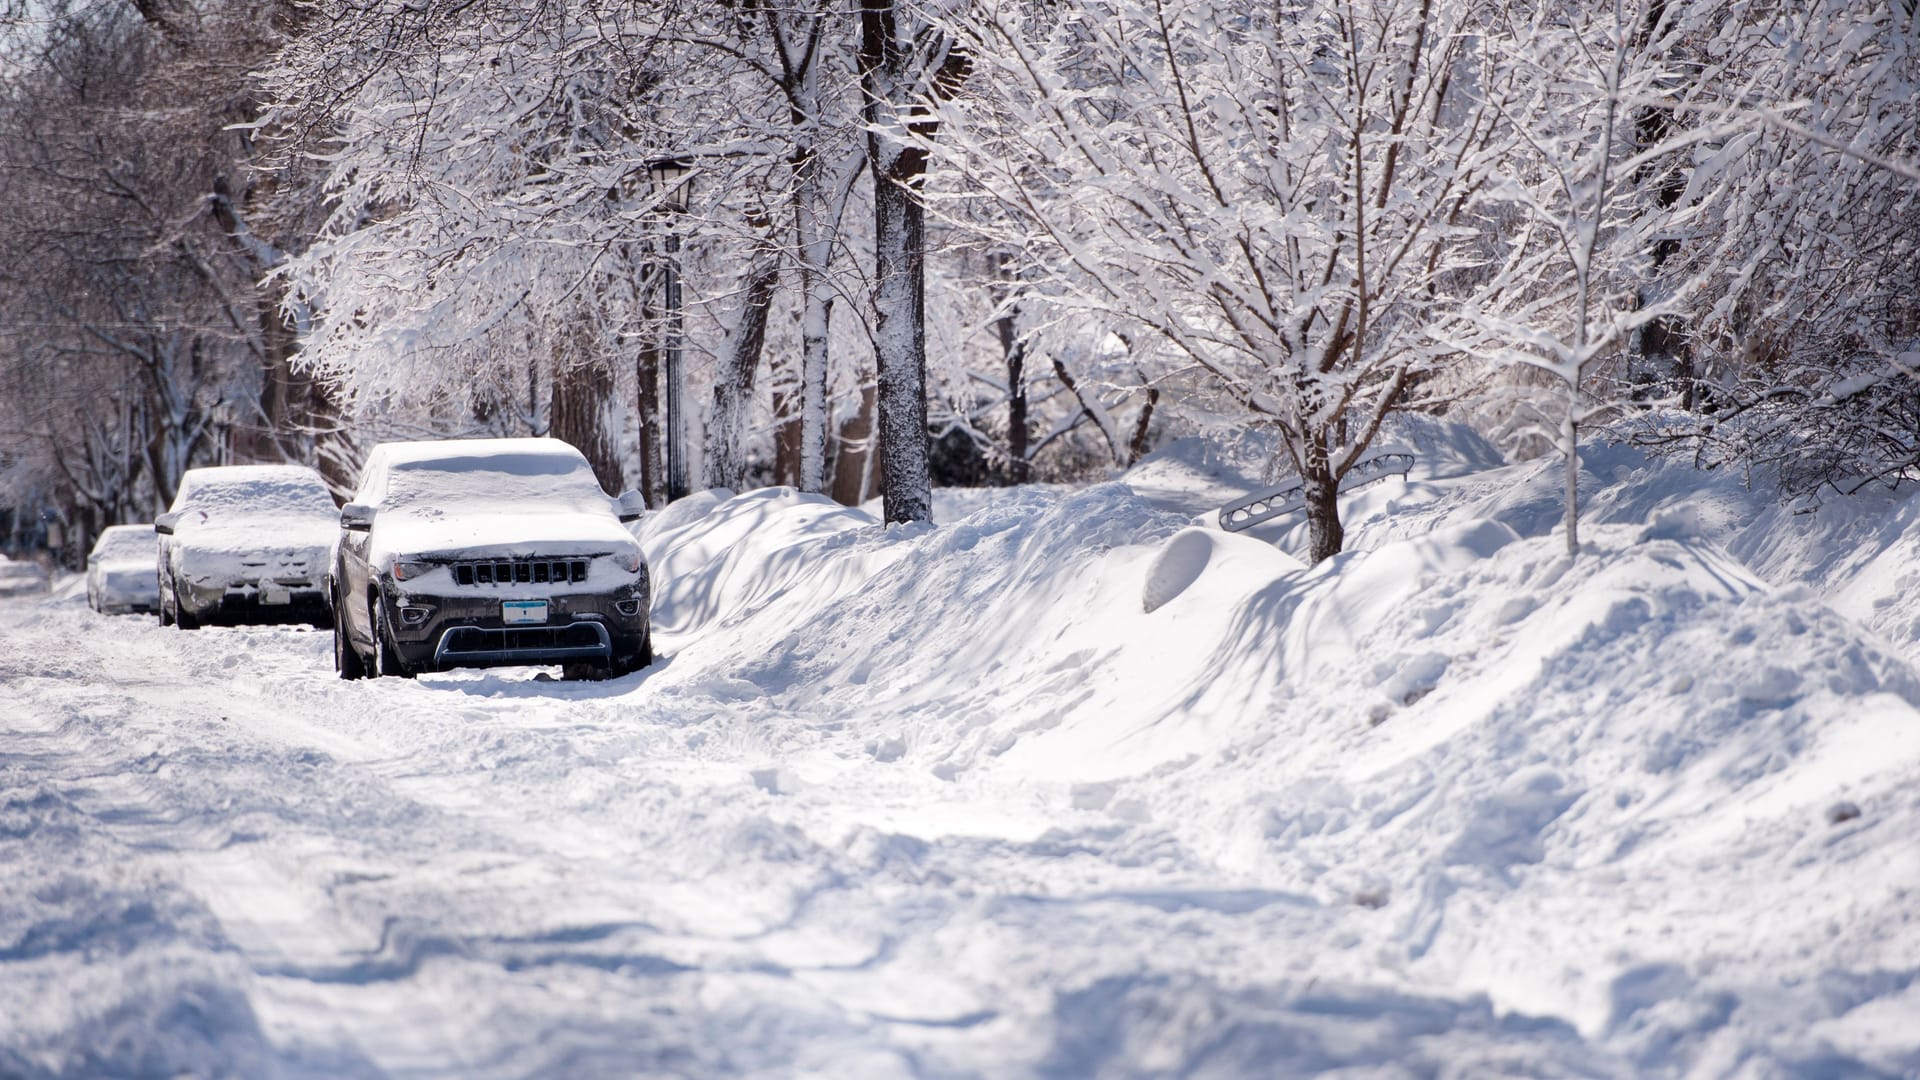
[{"left": 633, "top": 441, "right": 1920, "bottom": 1072}]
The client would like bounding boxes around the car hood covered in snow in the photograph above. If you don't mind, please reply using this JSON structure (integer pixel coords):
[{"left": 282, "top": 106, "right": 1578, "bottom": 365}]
[{"left": 368, "top": 506, "right": 639, "bottom": 564}]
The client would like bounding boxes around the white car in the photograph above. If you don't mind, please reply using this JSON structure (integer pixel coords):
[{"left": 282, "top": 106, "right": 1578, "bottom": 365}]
[
  {"left": 85, "top": 524, "right": 160, "bottom": 615},
  {"left": 155, "top": 464, "right": 339, "bottom": 628},
  {"left": 0, "top": 552, "right": 48, "bottom": 597}
]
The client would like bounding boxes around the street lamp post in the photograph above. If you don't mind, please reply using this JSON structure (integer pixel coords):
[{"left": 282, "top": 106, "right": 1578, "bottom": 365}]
[{"left": 648, "top": 157, "right": 694, "bottom": 503}]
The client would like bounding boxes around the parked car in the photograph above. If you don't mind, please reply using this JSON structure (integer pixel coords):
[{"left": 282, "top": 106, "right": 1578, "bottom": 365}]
[
  {"left": 155, "top": 464, "right": 339, "bottom": 628},
  {"left": 330, "top": 437, "right": 652, "bottom": 680},
  {"left": 86, "top": 524, "right": 161, "bottom": 615},
  {"left": 0, "top": 552, "right": 48, "bottom": 597}
]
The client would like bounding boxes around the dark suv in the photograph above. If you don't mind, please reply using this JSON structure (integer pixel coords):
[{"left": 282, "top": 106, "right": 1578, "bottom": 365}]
[{"left": 330, "top": 438, "right": 652, "bottom": 679}]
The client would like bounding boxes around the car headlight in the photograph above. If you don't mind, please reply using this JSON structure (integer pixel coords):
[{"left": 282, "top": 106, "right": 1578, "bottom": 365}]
[
  {"left": 614, "top": 551, "right": 643, "bottom": 573},
  {"left": 390, "top": 559, "right": 433, "bottom": 582}
]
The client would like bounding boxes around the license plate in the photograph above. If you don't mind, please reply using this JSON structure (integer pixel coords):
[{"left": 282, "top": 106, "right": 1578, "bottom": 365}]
[
  {"left": 260, "top": 583, "right": 291, "bottom": 605},
  {"left": 502, "top": 600, "right": 548, "bottom": 625}
]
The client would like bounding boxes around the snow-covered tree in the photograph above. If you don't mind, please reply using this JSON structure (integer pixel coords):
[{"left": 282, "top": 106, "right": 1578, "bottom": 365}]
[
  {"left": 1446, "top": 0, "right": 1716, "bottom": 555},
  {"left": 1634, "top": 0, "right": 1920, "bottom": 499},
  {"left": 936, "top": 0, "right": 1510, "bottom": 560},
  {"left": 259, "top": 0, "right": 713, "bottom": 495},
  {"left": 0, "top": 0, "right": 302, "bottom": 554},
  {"left": 721, "top": 0, "right": 868, "bottom": 494}
]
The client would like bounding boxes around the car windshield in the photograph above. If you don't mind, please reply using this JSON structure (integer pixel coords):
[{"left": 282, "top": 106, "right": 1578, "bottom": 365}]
[
  {"left": 384, "top": 450, "right": 610, "bottom": 514},
  {"left": 94, "top": 528, "right": 155, "bottom": 559},
  {"left": 175, "top": 469, "right": 336, "bottom": 518}
]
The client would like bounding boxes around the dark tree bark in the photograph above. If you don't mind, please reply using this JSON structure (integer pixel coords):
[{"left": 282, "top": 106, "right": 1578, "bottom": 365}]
[
  {"left": 859, "top": 0, "right": 966, "bottom": 524},
  {"left": 707, "top": 242, "right": 782, "bottom": 491},
  {"left": 549, "top": 320, "right": 623, "bottom": 496},
  {"left": 1125, "top": 387, "right": 1159, "bottom": 468},
  {"left": 993, "top": 252, "right": 1029, "bottom": 483},
  {"left": 636, "top": 259, "right": 665, "bottom": 508},
  {"left": 830, "top": 381, "right": 881, "bottom": 506},
  {"left": 1301, "top": 439, "right": 1344, "bottom": 564}
]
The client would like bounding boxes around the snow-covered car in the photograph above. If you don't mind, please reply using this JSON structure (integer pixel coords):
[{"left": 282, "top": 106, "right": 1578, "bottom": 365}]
[
  {"left": 85, "top": 524, "right": 160, "bottom": 615},
  {"left": 0, "top": 551, "right": 48, "bottom": 597},
  {"left": 330, "top": 437, "right": 652, "bottom": 680},
  {"left": 155, "top": 464, "right": 338, "bottom": 628}
]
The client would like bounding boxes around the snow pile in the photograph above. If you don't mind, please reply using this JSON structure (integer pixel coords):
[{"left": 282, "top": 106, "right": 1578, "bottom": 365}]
[{"left": 634, "top": 433, "right": 1920, "bottom": 1073}]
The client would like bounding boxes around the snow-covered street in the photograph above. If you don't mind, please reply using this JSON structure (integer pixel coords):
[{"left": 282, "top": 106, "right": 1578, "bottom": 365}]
[{"left": 6, "top": 429, "right": 1920, "bottom": 1077}]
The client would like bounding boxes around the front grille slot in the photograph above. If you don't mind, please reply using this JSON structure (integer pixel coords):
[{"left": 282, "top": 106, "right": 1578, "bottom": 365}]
[
  {"left": 452, "top": 558, "right": 588, "bottom": 586},
  {"left": 438, "top": 623, "right": 607, "bottom": 657}
]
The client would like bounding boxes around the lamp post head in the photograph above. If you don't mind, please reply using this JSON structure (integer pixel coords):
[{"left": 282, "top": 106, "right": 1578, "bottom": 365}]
[{"left": 646, "top": 156, "right": 694, "bottom": 213}]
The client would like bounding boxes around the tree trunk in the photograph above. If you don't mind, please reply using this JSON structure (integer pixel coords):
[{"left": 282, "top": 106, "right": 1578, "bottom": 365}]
[
  {"left": 772, "top": 380, "right": 802, "bottom": 489},
  {"left": 1125, "top": 387, "right": 1159, "bottom": 468},
  {"left": 636, "top": 261, "right": 665, "bottom": 507},
  {"left": 1302, "top": 457, "right": 1344, "bottom": 564},
  {"left": 549, "top": 320, "right": 622, "bottom": 496},
  {"left": 792, "top": 141, "right": 834, "bottom": 495},
  {"left": 831, "top": 381, "right": 879, "bottom": 506},
  {"left": 993, "top": 252, "right": 1029, "bottom": 483},
  {"left": 707, "top": 247, "right": 781, "bottom": 491},
  {"left": 861, "top": 0, "right": 937, "bottom": 524},
  {"left": 868, "top": 170, "right": 932, "bottom": 523},
  {"left": 1563, "top": 414, "right": 1581, "bottom": 557}
]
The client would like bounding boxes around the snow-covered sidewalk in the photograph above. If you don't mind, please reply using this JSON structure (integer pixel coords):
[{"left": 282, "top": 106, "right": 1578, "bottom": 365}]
[{"left": 4, "top": 430, "right": 1919, "bottom": 1077}]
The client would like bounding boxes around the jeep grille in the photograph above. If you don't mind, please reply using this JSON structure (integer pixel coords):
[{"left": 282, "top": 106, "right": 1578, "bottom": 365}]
[{"left": 451, "top": 558, "right": 589, "bottom": 586}]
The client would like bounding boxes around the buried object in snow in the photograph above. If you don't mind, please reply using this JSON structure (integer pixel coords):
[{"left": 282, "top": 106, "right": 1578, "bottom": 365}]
[{"left": 1217, "top": 452, "right": 1414, "bottom": 533}]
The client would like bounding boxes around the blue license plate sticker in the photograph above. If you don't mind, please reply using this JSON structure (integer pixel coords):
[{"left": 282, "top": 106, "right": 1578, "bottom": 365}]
[{"left": 502, "top": 600, "right": 548, "bottom": 625}]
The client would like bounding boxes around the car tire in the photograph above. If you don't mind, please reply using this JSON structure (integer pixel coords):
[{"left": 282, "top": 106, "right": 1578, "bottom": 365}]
[
  {"left": 333, "top": 593, "right": 367, "bottom": 681},
  {"left": 371, "top": 598, "right": 413, "bottom": 679},
  {"left": 562, "top": 662, "right": 605, "bottom": 681},
  {"left": 171, "top": 575, "right": 200, "bottom": 630},
  {"left": 602, "top": 632, "right": 653, "bottom": 679}
]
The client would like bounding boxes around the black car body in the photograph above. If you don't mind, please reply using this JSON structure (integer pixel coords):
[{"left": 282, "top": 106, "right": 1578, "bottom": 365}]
[{"left": 330, "top": 438, "right": 652, "bottom": 679}]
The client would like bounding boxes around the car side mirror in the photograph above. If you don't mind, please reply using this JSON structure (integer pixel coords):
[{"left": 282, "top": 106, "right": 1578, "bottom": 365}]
[
  {"left": 153, "top": 513, "right": 178, "bottom": 536},
  {"left": 341, "top": 503, "right": 376, "bottom": 532},
  {"left": 614, "top": 490, "right": 647, "bottom": 523}
]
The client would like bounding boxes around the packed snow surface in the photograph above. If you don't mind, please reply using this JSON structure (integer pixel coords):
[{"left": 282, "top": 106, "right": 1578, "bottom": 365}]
[{"left": 4, "top": 422, "right": 1919, "bottom": 1077}]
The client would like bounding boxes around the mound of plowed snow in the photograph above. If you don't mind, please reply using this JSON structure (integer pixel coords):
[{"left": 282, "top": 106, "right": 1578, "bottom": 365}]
[{"left": 637, "top": 442, "right": 1920, "bottom": 1072}]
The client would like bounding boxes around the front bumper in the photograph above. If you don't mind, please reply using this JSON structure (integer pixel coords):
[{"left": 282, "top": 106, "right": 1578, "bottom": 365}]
[
  {"left": 179, "top": 575, "right": 328, "bottom": 624},
  {"left": 379, "top": 582, "right": 649, "bottom": 672}
]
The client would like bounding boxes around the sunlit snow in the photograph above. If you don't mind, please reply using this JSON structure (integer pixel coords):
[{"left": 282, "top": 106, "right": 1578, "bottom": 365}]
[{"left": 3, "top": 422, "right": 1918, "bottom": 1076}]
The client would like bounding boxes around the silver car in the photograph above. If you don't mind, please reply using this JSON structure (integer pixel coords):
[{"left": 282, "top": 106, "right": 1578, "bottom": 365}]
[
  {"left": 85, "top": 524, "right": 160, "bottom": 615},
  {"left": 155, "top": 464, "right": 338, "bottom": 628}
]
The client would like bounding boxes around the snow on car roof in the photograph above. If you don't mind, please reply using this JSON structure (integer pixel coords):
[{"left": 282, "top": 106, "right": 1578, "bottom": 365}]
[
  {"left": 172, "top": 464, "right": 336, "bottom": 515},
  {"left": 370, "top": 438, "right": 609, "bottom": 508},
  {"left": 374, "top": 437, "right": 589, "bottom": 470}
]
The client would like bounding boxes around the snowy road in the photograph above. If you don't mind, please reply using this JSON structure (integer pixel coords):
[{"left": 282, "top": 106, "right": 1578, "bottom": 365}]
[
  {"left": 6, "top": 433, "right": 1920, "bottom": 1076},
  {"left": 1, "top": 600, "right": 1598, "bottom": 1077}
]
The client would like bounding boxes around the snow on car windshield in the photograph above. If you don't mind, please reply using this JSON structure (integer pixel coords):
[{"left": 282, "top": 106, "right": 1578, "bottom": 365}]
[
  {"left": 385, "top": 449, "right": 610, "bottom": 514},
  {"left": 93, "top": 526, "right": 155, "bottom": 558},
  {"left": 173, "top": 466, "right": 336, "bottom": 518}
]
